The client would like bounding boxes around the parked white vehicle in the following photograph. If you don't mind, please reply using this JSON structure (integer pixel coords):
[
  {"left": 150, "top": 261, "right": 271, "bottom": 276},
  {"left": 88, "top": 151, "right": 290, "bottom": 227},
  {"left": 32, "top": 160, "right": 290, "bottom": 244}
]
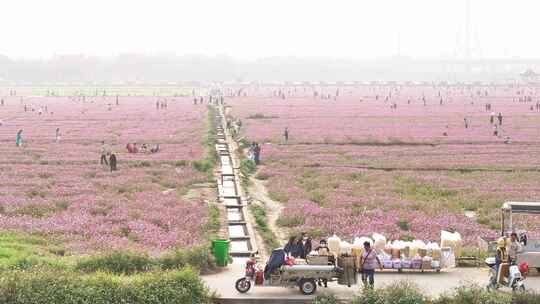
[{"left": 501, "top": 202, "right": 540, "bottom": 271}]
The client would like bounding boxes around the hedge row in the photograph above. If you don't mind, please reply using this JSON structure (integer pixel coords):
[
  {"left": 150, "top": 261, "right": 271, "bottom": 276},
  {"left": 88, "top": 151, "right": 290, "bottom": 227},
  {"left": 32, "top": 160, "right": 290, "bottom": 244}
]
[
  {"left": 75, "top": 246, "right": 217, "bottom": 275},
  {"left": 313, "top": 281, "right": 540, "bottom": 304},
  {"left": 0, "top": 267, "right": 210, "bottom": 304}
]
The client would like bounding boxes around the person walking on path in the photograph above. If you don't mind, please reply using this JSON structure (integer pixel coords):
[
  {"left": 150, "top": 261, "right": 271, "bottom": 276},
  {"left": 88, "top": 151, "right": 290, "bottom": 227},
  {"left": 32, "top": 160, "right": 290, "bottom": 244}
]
[
  {"left": 360, "top": 242, "right": 383, "bottom": 288},
  {"left": 109, "top": 152, "right": 117, "bottom": 172},
  {"left": 253, "top": 142, "right": 261, "bottom": 165},
  {"left": 498, "top": 112, "right": 503, "bottom": 126},
  {"left": 283, "top": 127, "right": 289, "bottom": 144},
  {"left": 55, "top": 128, "right": 61, "bottom": 143},
  {"left": 100, "top": 141, "right": 109, "bottom": 165},
  {"left": 16, "top": 129, "right": 23, "bottom": 147}
]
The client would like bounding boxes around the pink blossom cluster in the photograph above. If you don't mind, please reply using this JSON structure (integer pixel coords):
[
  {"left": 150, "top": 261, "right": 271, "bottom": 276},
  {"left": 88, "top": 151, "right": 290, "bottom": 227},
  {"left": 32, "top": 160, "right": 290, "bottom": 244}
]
[
  {"left": 0, "top": 96, "right": 210, "bottom": 254},
  {"left": 226, "top": 85, "right": 540, "bottom": 244}
]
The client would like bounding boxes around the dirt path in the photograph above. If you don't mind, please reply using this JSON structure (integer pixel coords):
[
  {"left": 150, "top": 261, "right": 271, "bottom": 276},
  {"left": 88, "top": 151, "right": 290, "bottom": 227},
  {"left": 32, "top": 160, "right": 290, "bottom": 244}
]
[{"left": 248, "top": 174, "right": 287, "bottom": 244}]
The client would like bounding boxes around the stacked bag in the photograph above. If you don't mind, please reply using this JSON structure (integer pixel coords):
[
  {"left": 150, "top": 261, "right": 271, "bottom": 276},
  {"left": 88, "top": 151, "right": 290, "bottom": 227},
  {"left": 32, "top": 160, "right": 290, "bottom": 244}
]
[
  {"left": 321, "top": 231, "right": 458, "bottom": 272},
  {"left": 371, "top": 231, "right": 456, "bottom": 271}
]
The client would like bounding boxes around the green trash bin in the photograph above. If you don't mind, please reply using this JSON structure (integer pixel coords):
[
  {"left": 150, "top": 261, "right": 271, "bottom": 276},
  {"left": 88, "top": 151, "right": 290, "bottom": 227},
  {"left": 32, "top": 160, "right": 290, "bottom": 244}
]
[{"left": 212, "top": 239, "right": 229, "bottom": 267}]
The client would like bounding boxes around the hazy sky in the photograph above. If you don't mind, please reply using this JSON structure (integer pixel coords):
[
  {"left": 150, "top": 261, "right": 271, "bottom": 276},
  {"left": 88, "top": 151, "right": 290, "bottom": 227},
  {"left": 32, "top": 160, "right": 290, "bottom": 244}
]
[{"left": 0, "top": 0, "right": 538, "bottom": 60}]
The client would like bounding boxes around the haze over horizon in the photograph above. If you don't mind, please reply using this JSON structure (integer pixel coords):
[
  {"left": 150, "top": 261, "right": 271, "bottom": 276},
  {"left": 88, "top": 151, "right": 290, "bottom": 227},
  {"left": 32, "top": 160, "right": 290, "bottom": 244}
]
[{"left": 1, "top": 0, "right": 540, "bottom": 60}]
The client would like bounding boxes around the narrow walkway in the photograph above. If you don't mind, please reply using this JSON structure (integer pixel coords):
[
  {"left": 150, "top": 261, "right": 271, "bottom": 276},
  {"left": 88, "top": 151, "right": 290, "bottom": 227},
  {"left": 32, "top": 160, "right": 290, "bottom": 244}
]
[
  {"left": 214, "top": 105, "right": 257, "bottom": 257},
  {"left": 248, "top": 176, "right": 287, "bottom": 244}
]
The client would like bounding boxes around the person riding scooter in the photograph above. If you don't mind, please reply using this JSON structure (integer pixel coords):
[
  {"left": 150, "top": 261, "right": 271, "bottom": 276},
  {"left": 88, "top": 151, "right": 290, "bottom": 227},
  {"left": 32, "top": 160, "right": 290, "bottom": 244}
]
[
  {"left": 486, "top": 237, "right": 527, "bottom": 291},
  {"left": 494, "top": 237, "right": 509, "bottom": 285}
]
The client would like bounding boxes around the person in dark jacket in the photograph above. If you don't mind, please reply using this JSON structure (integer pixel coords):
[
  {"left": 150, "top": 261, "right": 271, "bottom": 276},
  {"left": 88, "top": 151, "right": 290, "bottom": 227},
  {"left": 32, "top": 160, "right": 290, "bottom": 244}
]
[
  {"left": 284, "top": 236, "right": 302, "bottom": 258},
  {"left": 264, "top": 248, "right": 285, "bottom": 279},
  {"left": 299, "top": 232, "right": 312, "bottom": 259},
  {"left": 253, "top": 143, "right": 261, "bottom": 165},
  {"left": 109, "top": 152, "right": 117, "bottom": 172}
]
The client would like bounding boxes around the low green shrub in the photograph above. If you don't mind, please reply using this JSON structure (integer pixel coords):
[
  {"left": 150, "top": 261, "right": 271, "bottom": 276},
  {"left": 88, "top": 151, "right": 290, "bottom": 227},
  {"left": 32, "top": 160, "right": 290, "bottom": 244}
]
[
  {"left": 192, "top": 159, "right": 214, "bottom": 173},
  {"left": 345, "top": 283, "right": 539, "bottom": 304},
  {"left": 74, "top": 247, "right": 217, "bottom": 276},
  {"left": 255, "top": 172, "right": 272, "bottom": 180},
  {"left": 0, "top": 267, "right": 210, "bottom": 304},
  {"left": 240, "top": 159, "right": 257, "bottom": 175},
  {"left": 396, "top": 219, "right": 411, "bottom": 231},
  {"left": 159, "top": 246, "right": 217, "bottom": 275},
  {"left": 352, "top": 281, "right": 428, "bottom": 304},
  {"left": 238, "top": 138, "right": 251, "bottom": 150},
  {"left": 433, "top": 285, "right": 512, "bottom": 304},
  {"left": 309, "top": 190, "right": 327, "bottom": 205},
  {"left": 512, "top": 292, "right": 540, "bottom": 304},
  {"left": 203, "top": 204, "right": 220, "bottom": 239},
  {"left": 249, "top": 204, "right": 280, "bottom": 253},
  {"left": 75, "top": 251, "right": 154, "bottom": 275},
  {"left": 132, "top": 267, "right": 210, "bottom": 304}
]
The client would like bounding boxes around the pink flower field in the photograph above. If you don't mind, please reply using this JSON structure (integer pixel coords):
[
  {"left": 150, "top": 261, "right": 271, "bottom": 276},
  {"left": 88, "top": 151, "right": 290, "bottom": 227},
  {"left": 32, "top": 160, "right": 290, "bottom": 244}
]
[
  {"left": 0, "top": 96, "right": 211, "bottom": 254},
  {"left": 228, "top": 85, "right": 540, "bottom": 245}
]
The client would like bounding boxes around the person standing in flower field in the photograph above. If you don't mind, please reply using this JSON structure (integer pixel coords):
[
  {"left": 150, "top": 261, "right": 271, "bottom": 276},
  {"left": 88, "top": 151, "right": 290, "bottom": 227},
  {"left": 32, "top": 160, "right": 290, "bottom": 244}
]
[
  {"left": 16, "top": 129, "right": 23, "bottom": 147},
  {"left": 283, "top": 127, "right": 289, "bottom": 144},
  {"left": 497, "top": 112, "right": 503, "bottom": 126},
  {"left": 109, "top": 152, "right": 117, "bottom": 172},
  {"left": 100, "top": 141, "right": 109, "bottom": 165},
  {"left": 253, "top": 142, "right": 261, "bottom": 165},
  {"left": 55, "top": 128, "right": 61, "bottom": 143}
]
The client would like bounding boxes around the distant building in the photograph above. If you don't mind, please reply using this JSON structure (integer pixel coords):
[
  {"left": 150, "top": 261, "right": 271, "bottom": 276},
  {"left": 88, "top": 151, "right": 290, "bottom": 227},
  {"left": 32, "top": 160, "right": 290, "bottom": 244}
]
[{"left": 520, "top": 69, "right": 540, "bottom": 84}]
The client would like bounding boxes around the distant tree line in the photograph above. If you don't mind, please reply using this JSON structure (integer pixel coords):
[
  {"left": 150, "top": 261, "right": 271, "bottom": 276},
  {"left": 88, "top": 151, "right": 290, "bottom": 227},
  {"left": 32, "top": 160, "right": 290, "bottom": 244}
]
[{"left": 0, "top": 54, "right": 531, "bottom": 83}]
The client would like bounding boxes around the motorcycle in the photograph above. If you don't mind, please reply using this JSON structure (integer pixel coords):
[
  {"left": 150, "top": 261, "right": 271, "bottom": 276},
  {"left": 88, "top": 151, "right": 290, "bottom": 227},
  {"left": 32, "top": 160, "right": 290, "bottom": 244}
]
[
  {"left": 235, "top": 252, "right": 263, "bottom": 293},
  {"left": 485, "top": 257, "right": 527, "bottom": 292},
  {"left": 235, "top": 249, "right": 348, "bottom": 295}
]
